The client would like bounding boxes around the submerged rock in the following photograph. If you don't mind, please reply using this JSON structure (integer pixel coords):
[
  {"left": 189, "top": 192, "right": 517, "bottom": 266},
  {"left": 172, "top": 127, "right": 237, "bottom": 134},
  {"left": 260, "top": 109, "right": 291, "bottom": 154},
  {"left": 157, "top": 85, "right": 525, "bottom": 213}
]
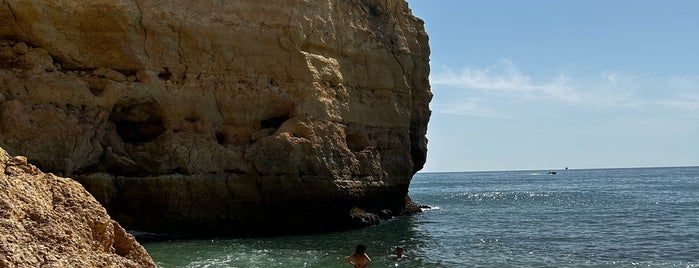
[
  {"left": 0, "top": 0, "right": 431, "bottom": 235},
  {"left": 0, "top": 147, "right": 155, "bottom": 267}
]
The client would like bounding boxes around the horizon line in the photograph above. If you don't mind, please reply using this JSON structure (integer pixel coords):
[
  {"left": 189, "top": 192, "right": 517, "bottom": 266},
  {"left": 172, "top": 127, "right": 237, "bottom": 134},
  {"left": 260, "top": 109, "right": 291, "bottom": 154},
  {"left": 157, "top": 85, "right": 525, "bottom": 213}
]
[{"left": 417, "top": 164, "right": 699, "bottom": 174}]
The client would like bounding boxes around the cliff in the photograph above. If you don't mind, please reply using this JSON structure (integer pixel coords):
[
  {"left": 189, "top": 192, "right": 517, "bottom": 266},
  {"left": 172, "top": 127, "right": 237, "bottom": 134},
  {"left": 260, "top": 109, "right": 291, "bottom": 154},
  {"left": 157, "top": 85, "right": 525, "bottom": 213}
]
[
  {"left": 0, "top": 148, "right": 155, "bottom": 267},
  {"left": 0, "top": 0, "right": 431, "bottom": 235}
]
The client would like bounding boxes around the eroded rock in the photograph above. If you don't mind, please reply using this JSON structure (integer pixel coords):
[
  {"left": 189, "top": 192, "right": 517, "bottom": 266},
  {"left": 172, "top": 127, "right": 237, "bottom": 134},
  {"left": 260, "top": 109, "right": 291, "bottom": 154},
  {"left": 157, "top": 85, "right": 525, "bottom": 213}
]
[
  {"left": 0, "top": 0, "right": 431, "bottom": 235},
  {"left": 0, "top": 147, "right": 155, "bottom": 267}
]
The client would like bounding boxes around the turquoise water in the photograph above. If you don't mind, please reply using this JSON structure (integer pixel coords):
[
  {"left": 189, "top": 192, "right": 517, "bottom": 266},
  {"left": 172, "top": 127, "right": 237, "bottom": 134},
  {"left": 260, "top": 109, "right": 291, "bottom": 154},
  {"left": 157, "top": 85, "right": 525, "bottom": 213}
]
[{"left": 143, "top": 167, "right": 699, "bottom": 267}]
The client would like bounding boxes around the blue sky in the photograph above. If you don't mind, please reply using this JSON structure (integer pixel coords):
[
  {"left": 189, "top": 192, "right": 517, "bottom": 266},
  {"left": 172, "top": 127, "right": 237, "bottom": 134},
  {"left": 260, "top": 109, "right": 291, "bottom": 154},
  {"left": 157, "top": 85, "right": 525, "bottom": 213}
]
[{"left": 407, "top": 1, "right": 699, "bottom": 172}]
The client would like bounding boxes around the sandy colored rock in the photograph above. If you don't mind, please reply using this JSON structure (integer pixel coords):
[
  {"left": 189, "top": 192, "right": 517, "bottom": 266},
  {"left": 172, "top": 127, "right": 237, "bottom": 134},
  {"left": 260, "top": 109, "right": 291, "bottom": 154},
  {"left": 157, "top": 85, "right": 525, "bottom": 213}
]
[
  {"left": 11, "top": 42, "right": 27, "bottom": 55},
  {"left": 93, "top": 67, "right": 110, "bottom": 76},
  {"left": 0, "top": 0, "right": 431, "bottom": 235},
  {"left": 0, "top": 147, "right": 155, "bottom": 267},
  {"left": 104, "top": 69, "right": 127, "bottom": 81}
]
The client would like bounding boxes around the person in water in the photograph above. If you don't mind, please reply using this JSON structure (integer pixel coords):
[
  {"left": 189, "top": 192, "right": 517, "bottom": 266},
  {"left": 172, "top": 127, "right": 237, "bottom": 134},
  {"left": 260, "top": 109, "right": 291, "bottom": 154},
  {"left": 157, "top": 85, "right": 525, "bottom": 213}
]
[
  {"left": 345, "top": 244, "right": 372, "bottom": 267},
  {"left": 393, "top": 246, "right": 405, "bottom": 260}
]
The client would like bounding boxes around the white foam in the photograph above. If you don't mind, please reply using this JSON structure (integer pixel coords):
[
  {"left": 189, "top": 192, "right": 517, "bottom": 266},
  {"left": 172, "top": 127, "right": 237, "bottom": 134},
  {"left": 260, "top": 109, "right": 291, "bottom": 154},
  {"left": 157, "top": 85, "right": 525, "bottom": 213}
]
[{"left": 421, "top": 206, "right": 440, "bottom": 211}]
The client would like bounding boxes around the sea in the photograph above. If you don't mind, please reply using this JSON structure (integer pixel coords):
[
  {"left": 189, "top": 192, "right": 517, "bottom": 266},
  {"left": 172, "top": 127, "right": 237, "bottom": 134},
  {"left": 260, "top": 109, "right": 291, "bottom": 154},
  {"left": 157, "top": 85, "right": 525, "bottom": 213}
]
[{"left": 142, "top": 166, "right": 699, "bottom": 267}]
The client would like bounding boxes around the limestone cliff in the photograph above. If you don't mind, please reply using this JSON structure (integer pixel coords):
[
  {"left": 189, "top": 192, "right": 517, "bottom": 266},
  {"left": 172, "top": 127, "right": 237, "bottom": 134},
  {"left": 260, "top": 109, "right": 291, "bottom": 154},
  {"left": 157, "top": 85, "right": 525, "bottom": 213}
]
[
  {"left": 0, "top": 147, "right": 155, "bottom": 267},
  {"left": 0, "top": 0, "right": 431, "bottom": 235}
]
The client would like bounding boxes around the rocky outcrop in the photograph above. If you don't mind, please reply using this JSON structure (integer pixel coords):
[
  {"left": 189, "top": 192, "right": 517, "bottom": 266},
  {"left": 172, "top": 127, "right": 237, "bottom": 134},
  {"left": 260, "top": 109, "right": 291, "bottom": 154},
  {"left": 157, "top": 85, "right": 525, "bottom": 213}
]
[
  {"left": 0, "top": 0, "right": 431, "bottom": 235},
  {"left": 0, "top": 147, "right": 155, "bottom": 267}
]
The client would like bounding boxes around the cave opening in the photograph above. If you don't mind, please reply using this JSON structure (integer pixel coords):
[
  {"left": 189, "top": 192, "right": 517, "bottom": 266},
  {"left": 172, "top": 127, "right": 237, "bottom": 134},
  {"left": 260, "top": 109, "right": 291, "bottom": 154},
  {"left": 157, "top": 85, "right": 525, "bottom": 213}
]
[
  {"left": 215, "top": 130, "right": 227, "bottom": 145},
  {"left": 345, "top": 133, "right": 370, "bottom": 152},
  {"left": 260, "top": 115, "right": 288, "bottom": 130},
  {"left": 109, "top": 103, "right": 166, "bottom": 143},
  {"left": 158, "top": 68, "right": 172, "bottom": 80}
]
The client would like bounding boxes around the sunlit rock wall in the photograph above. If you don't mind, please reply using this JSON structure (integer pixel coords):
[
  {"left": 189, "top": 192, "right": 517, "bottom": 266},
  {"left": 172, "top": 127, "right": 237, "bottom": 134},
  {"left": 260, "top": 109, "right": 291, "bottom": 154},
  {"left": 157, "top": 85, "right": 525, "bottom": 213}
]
[{"left": 0, "top": 0, "right": 431, "bottom": 235}]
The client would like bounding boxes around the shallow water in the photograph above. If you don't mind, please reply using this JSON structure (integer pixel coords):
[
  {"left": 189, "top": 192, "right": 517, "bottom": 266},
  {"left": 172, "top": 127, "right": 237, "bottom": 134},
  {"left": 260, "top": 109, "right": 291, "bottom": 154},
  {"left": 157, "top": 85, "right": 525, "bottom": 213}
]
[
  {"left": 143, "top": 167, "right": 699, "bottom": 267},
  {"left": 143, "top": 216, "right": 441, "bottom": 267}
]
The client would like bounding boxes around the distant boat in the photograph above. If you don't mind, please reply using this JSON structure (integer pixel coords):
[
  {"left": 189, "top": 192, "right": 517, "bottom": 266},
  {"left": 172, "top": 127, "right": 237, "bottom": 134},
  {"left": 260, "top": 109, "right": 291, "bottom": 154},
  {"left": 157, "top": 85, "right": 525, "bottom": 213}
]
[{"left": 548, "top": 171, "right": 557, "bottom": 175}]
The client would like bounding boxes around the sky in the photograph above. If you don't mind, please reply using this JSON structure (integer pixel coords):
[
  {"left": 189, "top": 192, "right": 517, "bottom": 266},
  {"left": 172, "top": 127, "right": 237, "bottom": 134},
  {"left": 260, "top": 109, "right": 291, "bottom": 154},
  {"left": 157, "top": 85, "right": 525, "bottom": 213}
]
[{"left": 407, "top": 1, "right": 699, "bottom": 172}]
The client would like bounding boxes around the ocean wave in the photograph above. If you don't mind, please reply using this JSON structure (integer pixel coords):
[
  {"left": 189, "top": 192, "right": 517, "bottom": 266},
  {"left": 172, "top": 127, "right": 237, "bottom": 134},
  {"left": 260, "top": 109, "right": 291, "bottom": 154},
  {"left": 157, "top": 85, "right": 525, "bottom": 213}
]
[{"left": 420, "top": 206, "right": 440, "bottom": 212}]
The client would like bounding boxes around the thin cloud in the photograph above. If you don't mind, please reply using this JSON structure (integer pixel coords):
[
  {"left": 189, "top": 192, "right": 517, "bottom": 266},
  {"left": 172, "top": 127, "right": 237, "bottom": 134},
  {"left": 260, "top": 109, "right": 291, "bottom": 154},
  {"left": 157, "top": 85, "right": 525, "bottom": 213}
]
[
  {"left": 429, "top": 60, "right": 699, "bottom": 117},
  {"left": 593, "top": 72, "right": 699, "bottom": 111},
  {"left": 430, "top": 59, "right": 583, "bottom": 102},
  {"left": 658, "top": 94, "right": 699, "bottom": 110},
  {"left": 433, "top": 98, "right": 503, "bottom": 118}
]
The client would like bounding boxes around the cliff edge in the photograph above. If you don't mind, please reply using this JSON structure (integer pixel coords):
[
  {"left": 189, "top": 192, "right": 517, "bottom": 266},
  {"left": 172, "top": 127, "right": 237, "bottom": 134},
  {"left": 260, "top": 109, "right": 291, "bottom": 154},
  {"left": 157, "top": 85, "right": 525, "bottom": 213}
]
[
  {"left": 0, "top": 0, "right": 431, "bottom": 235},
  {"left": 0, "top": 147, "right": 155, "bottom": 267}
]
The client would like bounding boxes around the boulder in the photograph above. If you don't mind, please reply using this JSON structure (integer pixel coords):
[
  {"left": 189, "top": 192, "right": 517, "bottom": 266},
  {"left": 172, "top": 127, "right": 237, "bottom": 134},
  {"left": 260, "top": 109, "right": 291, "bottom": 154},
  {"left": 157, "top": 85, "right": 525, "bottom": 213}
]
[{"left": 0, "top": 147, "right": 155, "bottom": 267}]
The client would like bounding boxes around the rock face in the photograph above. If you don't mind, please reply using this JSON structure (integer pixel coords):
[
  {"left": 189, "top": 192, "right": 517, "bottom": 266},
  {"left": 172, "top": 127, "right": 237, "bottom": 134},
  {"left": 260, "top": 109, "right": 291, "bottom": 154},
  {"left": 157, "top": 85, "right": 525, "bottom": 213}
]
[
  {"left": 0, "top": 147, "right": 156, "bottom": 267},
  {"left": 0, "top": 0, "right": 431, "bottom": 235}
]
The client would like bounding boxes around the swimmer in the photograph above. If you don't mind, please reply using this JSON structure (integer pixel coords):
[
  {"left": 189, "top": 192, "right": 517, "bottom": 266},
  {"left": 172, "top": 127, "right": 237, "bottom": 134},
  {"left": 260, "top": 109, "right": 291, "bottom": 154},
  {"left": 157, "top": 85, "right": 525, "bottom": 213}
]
[
  {"left": 393, "top": 246, "right": 406, "bottom": 260},
  {"left": 345, "top": 244, "right": 372, "bottom": 268}
]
